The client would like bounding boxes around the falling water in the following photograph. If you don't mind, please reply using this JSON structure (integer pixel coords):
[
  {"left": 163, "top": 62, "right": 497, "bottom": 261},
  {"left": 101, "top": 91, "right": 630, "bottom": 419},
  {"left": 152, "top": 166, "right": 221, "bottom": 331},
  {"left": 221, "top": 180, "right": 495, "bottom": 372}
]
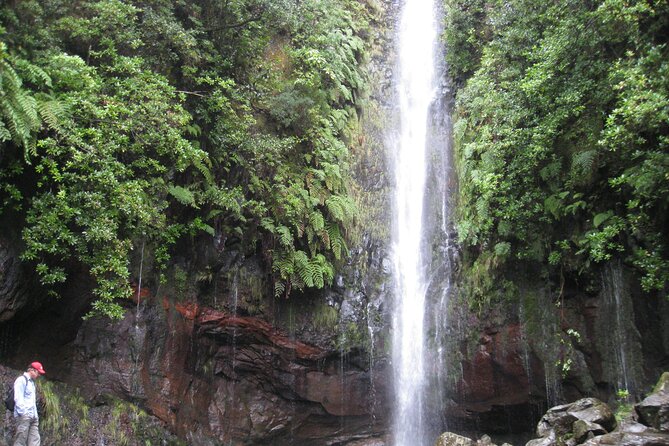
[
  {"left": 600, "top": 261, "right": 641, "bottom": 397},
  {"left": 390, "top": 0, "right": 441, "bottom": 444}
]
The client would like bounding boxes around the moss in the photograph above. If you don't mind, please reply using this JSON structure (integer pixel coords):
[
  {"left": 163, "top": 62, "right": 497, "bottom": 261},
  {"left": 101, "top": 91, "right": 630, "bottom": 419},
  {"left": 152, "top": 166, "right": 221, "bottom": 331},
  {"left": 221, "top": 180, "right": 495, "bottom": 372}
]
[
  {"left": 313, "top": 302, "right": 339, "bottom": 330},
  {"left": 336, "top": 321, "right": 370, "bottom": 353},
  {"left": 32, "top": 381, "right": 184, "bottom": 445}
]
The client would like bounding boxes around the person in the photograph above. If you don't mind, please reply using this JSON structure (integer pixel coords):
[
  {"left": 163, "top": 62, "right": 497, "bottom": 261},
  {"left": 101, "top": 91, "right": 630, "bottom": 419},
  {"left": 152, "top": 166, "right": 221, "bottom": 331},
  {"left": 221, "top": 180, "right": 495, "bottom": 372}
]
[{"left": 12, "top": 361, "right": 45, "bottom": 446}]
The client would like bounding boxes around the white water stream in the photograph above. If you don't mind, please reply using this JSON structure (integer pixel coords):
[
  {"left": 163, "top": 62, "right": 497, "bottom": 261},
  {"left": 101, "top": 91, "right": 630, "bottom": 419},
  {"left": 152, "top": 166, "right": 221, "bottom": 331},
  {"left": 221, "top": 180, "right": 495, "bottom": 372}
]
[{"left": 391, "top": 0, "right": 440, "bottom": 444}]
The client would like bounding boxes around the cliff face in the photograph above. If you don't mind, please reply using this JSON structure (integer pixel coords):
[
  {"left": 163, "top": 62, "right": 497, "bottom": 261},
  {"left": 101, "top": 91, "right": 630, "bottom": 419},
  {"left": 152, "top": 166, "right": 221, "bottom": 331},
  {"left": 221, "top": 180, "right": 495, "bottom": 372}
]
[
  {"left": 2, "top": 232, "right": 668, "bottom": 445},
  {"left": 1, "top": 2, "right": 668, "bottom": 445},
  {"left": 0, "top": 233, "right": 393, "bottom": 445},
  {"left": 440, "top": 265, "right": 669, "bottom": 436}
]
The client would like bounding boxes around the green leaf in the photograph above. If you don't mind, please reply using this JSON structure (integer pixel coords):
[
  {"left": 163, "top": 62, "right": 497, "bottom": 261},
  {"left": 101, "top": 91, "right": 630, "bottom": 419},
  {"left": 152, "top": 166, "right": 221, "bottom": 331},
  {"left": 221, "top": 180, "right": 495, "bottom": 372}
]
[{"left": 593, "top": 212, "right": 612, "bottom": 228}]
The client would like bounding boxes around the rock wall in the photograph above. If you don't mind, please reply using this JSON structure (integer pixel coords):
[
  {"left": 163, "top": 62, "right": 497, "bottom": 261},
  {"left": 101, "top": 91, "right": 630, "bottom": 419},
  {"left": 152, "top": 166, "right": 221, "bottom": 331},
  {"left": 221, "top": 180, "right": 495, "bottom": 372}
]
[
  {"left": 1, "top": 1, "right": 669, "bottom": 445},
  {"left": 439, "top": 263, "right": 669, "bottom": 438}
]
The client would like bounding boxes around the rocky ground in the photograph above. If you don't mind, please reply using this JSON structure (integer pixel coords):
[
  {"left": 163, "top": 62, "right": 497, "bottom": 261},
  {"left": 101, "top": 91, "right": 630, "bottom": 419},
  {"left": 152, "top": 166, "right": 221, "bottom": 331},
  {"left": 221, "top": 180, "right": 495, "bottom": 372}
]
[{"left": 436, "top": 372, "right": 669, "bottom": 446}]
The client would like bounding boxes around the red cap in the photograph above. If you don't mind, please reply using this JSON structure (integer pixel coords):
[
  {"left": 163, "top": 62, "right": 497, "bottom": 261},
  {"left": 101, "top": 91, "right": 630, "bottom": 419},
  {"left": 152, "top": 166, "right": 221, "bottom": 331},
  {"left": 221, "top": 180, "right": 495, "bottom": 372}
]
[{"left": 30, "top": 362, "right": 45, "bottom": 375}]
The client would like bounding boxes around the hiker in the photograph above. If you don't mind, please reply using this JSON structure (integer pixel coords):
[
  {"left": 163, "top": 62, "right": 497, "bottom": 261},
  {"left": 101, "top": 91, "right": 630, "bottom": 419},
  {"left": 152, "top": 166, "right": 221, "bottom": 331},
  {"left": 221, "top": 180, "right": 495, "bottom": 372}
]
[{"left": 12, "top": 361, "right": 45, "bottom": 446}]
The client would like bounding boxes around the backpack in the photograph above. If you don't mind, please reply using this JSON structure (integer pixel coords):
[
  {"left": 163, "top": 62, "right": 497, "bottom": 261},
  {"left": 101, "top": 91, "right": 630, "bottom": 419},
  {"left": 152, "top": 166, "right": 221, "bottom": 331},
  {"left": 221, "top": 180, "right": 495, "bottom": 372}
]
[{"left": 4, "top": 376, "right": 27, "bottom": 412}]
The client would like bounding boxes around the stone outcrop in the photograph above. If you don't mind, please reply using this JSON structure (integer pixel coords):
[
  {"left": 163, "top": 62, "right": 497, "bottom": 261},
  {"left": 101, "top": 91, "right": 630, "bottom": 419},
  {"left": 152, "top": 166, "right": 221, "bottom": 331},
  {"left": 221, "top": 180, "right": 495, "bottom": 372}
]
[
  {"left": 443, "top": 321, "right": 547, "bottom": 434},
  {"left": 435, "top": 432, "right": 476, "bottom": 446},
  {"left": 524, "top": 376, "right": 669, "bottom": 446},
  {"left": 636, "top": 372, "right": 669, "bottom": 432},
  {"left": 0, "top": 238, "right": 45, "bottom": 323},
  {"left": 47, "top": 294, "right": 391, "bottom": 445},
  {"left": 438, "top": 379, "right": 669, "bottom": 446},
  {"left": 525, "top": 398, "right": 616, "bottom": 446}
]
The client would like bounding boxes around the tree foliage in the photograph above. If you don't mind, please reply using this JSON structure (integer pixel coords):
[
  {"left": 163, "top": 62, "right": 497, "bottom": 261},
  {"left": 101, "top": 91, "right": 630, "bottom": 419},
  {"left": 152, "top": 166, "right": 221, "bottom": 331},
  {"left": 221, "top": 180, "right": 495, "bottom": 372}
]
[
  {"left": 445, "top": 0, "right": 669, "bottom": 303},
  {"left": 0, "top": 0, "right": 370, "bottom": 317}
]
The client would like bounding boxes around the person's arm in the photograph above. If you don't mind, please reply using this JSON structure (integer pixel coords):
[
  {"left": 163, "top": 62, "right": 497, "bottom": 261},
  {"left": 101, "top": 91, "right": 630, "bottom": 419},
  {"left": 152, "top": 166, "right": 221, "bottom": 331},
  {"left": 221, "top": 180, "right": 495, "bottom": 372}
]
[{"left": 13, "top": 376, "right": 28, "bottom": 416}]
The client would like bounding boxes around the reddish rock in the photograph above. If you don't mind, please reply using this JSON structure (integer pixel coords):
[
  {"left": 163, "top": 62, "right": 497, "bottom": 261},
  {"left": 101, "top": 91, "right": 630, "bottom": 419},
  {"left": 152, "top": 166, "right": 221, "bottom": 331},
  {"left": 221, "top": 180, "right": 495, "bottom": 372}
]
[{"left": 49, "top": 295, "right": 389, "bottom": 445}]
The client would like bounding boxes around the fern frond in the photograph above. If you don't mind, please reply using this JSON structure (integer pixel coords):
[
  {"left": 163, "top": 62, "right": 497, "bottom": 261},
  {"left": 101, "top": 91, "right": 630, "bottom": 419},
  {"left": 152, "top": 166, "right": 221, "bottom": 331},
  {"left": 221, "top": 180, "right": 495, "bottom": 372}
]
[
  {"left": 260, "top": 217, "right": 276, "bottom": 232},
  {"left": 14, "top": 59, "right": 52, "bottom": 88},
  {"left": 325, "top": 195, "right": 356, "bottom": 224},
  {"left": 314, "top": 254, "right": 334, "bottom": 286},
  {"left": 274, "top": 280, "right": 286, "bottom": 298},
  {"left": 277, "top": 225, "right": 293, "bottom": 248},
  {"left": 570, "top": 150, "right": 597, "bottom": 184},
  {"left": 36, "top": 95, "right": 68, "bottom": 132},
  {"left": 193, "top": 156, "right": 213, "bottom": 184},
  {"left": 326, "top": 223, "right": 348, "bottom": 260},
  {"left": 0, "top": 121, "right": 10, "bottom": 141},
  {"left": 294, "top": 250, "right": 313, "bottom": 288},
  {"left": 309, "top": 211, "right": 325, "bottom": 232},
  {"left": 0, "top": 53, "right": 41, "bottom": 159},
  {"left": 167, "top": 185, "right": 196, "bottom": 206},
  {"left": 326, "top": 196, "right": 344, "bottom": 222},
  {"left": 15, "top": 93, "right": 39, "bottom": 128}
]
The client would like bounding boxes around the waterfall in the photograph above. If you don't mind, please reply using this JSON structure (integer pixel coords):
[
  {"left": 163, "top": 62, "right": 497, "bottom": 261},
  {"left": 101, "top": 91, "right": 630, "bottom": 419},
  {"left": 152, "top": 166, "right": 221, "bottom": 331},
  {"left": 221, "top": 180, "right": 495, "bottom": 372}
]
[
  {"left": 599, "top": 261, "right": 641, "bottom": 398},
  {"left": 390, "top": 0, "right": 448, "bottom": 444}
]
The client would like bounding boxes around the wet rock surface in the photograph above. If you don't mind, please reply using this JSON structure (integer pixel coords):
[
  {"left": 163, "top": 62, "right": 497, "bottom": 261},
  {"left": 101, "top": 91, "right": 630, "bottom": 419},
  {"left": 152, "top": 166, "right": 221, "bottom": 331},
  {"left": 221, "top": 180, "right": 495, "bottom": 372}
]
[
  {"left": 57, "top": 297, "right": 392, "bottom": 445},
  {"left": 637, "top": 373, "right": 669, "bottom": 432},
  {"left": 438, "top": 375, "right": 669, "bottom": 446},
  {"left": 435, "top": 432, "right": 476, "bottom": 446},
  {"left": 523, "top": 376, "right": 669, "bottom": 446}
]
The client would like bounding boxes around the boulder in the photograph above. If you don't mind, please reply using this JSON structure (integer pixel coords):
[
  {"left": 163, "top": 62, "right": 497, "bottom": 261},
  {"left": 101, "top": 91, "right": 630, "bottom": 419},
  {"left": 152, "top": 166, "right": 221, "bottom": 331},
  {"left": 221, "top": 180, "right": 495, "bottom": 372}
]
[
  {"left": 566, "top": 398, "right": 617, "bottom": 433},
  {"left": 536, "top": 403, "right": 578, "bottom": 437},
  {"left": 636, "top": 374, "right": 669, "bottom": 432},
  {"left": 573, "top": 420, "right": 606, "bottom": 443},
  {"left": 580, "top": 431, "right": 669, "bottom": 445},
  {"left": 525, "top": 435, "right": 555, "bottom": 446},
  {"left": 526, "top": 398, "right": 617, "bottom": 446},
  {"left": 477, "top": 434, "right": 496, "bottom": 445},
  {"left": 435, "top": 432, "right": 475, "bottom": 446}
]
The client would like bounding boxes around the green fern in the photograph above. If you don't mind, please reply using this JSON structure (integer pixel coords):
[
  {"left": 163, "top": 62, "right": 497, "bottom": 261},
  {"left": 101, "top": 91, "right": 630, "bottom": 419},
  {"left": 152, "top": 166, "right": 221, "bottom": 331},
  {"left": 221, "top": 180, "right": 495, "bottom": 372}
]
[
  {"left": 0, "top": 121, "right": 10, "bottom": 140},
  {"left": 192, "top": 155, "right": 213, "bottom": 184},
  {"left": 277, "top": 225, "right": 293, "bottom": 248},
  {"left": 260, "top": 217, "right": 276, "bottom": 232},
  {"left": 325, "top": 194, "right": 356, "bottom": 223},
  {"left": 293, "top": 250, "right": 313, "bottom": 287},
  {"left": 570, "top": 150, "right": 597, "bottom": 184},
  {"left": 309, "top": 253, "right": 334, "bottom": 288},
  {"left": 326, "top": 222, "right": 348, "bottom": 260},
  {"left": 274, "top": 280, "right": 286, "bottom": 298},
  {"left": 167, "top": 184, "right": 196, "bottom": 206},
  {"left": 36, "top": 94, "right": 68, "bottom": 132},
  {"left": 309, "top": 210, "right": 325, "bottom": 232},
  {"left": 272, "top": 249, "right": 295, "bottom": 278},
  {"left": 14, "top": 59, "right": 52, "bottom": 88},
  {"left": 0, "top": 43, "right": 42, "bottom": 159}
]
